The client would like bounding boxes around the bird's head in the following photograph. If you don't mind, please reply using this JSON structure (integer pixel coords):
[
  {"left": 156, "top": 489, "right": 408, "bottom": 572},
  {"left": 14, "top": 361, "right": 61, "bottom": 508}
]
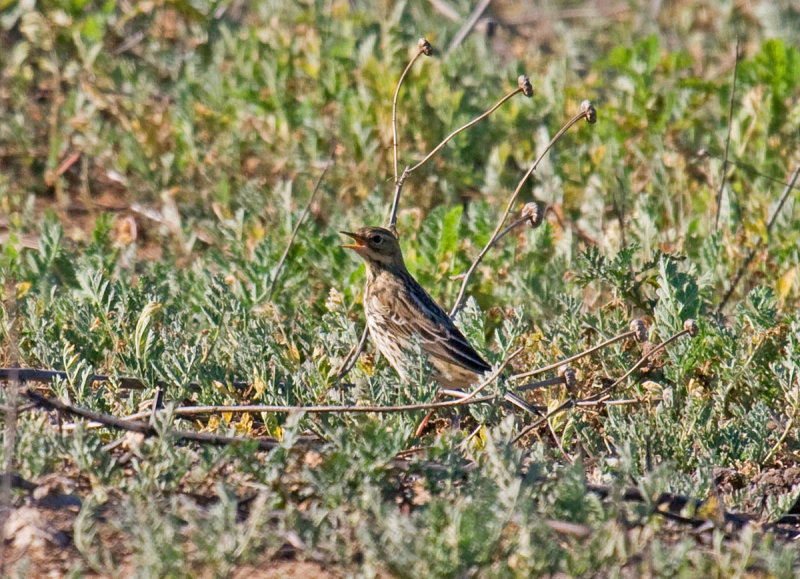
[{"left": 341, "top": 226, "right": 404, "bottom": 270}]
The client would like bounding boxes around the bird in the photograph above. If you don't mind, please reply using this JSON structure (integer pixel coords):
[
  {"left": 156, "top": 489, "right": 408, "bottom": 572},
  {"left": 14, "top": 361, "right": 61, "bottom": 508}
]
[{"left": 341, "top": 226, "right": 491, "bottom": 389}]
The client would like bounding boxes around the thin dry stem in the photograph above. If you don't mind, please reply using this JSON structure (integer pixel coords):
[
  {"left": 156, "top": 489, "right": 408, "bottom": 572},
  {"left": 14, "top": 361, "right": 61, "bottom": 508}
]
[
  {"left": 718, "top": 163, "right": 800, "bottom": 312},
  {"left": 408, "top": 87, "right": 523, "bottom": 175},
  {"left": 516, "top": 375, "right": 565, "bottom": 392},
  {"left": 512, "top": 327, "right": 691, "bottom": 444},
  {"left": 269, "top": 148, "right": 336, "bottom": 298},
  {"left": 714, "top": 37, "right": 740, "bottom": 232},
  {"left": 447, "top": 0, "right": 492, "bottom": 53},
  {"left": 59, "top": 393, "right": 501, "bottom": 430},
  {"left": 335, "top": 324, "right": 370, "bottom": 379},
  {"left": 450, "top": 105, "right": 594, "bottom": 317},
  {"left": 393, "top": 47, "right": 426, "bottom": 185},
  {"left": 763, "top": 407, "right": 797, "bottom": 465},
  {"left": 548, "top": 417, "right": 573, "bottom": 463},
  {"left": 388, "top": 85, "right": 527, "bottom": 232},
  {"left": 457, "top": 346, "right": 524, "bottom": 403},
  {"left": 581, "top": 398, "right": 639, "bottom": 407},
  {"left": 511, "top": 329, "right": 635, "bottom": 381},
  {"left": 387, "top": 166, "right": 410, "bottom": 233},
  {"left": 0, "top": 291, "right": 19, "bottom": 575}
]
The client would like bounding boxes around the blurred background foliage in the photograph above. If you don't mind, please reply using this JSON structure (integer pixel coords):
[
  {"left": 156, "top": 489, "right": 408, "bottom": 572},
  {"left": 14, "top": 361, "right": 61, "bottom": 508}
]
[{"left": 1, "top": 0, "right": 798, "bottom": 315}]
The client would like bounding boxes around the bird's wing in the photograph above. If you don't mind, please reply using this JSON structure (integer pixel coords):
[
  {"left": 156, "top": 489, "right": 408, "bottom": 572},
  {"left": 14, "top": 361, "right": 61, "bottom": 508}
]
[{"left": 388, "top": 282, "right": 492, "bottom": 375}]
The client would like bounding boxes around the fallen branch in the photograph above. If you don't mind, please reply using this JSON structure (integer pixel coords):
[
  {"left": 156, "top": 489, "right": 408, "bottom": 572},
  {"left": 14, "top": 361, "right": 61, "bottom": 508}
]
[
  {"left": 24, "top": 390, "right": 279, "bottom": 450},
  {"left": 3, "top": 365, "right": 506, "bottom": 419},
  {"left": 586, "top": 483, "right": 800, "bottom": 540},
  {"left": 0, "top": 368, "right": 249, "bottom": 391}
]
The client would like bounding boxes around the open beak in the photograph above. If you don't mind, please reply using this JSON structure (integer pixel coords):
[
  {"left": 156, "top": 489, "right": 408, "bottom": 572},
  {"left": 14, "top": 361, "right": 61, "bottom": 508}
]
[{"left": 340, "top": 231, "right": 366, "bottom": 251}]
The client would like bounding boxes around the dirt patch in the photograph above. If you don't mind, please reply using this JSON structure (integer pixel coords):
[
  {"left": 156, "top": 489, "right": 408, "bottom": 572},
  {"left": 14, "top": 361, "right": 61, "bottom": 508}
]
[
  {"left": 2, "top": 503, "right": 85, "bottom": 577},
  {"left": 232, "top": 561, "right": 340, "bottom": 579}
]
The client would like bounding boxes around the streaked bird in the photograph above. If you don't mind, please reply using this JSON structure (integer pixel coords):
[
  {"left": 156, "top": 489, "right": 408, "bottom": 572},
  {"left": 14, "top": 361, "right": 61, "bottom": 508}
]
[{"left": 341, "top": 226, "right": 490, "bottom": 388}]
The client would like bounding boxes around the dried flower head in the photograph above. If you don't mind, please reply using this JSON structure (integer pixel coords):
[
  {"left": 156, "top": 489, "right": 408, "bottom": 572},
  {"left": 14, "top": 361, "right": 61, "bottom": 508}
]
[
  {"left": 558, "top": 366, "right": 577, "bottom": 390},
  {"left": 683, "top": 318, "right": 699, "bottom": 337},
  {"left": 521, "top": 202, "right": 543, "bottom": 228},
  {"left": 580, "top": 100, "right": 597, "bottom": 123},
  {"left": 325, "top": 287, "right": 345, "bottom": 312},
  {"left": 630, "top": 319, "right": 648, "bottom": 343},
  {"left": 518, "top": 75, "right": 533, "bottom": 97},
  {"left": 418, "top": 38, "right": 433, "bottom": 56}
]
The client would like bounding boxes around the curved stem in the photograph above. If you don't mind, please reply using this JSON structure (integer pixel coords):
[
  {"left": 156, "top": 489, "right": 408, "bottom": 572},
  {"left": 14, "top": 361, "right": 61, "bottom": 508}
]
[
  {"left": 407, "top": 87, "right": 523, "bottom": 175},
  {"left": 450, "top": 107, "right": 592, "bottom": 318},
  {"left": 393, "top": 49, "right": 425, "bottom": 185},
  {"left": 388, "top": 87, "right": 524, "bottom": 233}
]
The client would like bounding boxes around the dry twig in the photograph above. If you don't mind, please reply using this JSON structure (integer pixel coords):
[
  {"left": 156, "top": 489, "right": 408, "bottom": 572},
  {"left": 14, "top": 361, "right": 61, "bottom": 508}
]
[
  {"left": 0, "top": 297, "right": 19, "bottom": 576},
  {"left": 393, "top": 39, "right": 433, "bottom": 187},
  {"left": 447, "top": 0, "right": 493, "bottom": 54},
  {"left": 334, "top": 324, "right": 370, "bottom": 380},
  {"left": 0, "top": 368, "right": 249, "bottom": 391},
  {"left": 24, "top": 390, "right": 280, "bottom": 450}
]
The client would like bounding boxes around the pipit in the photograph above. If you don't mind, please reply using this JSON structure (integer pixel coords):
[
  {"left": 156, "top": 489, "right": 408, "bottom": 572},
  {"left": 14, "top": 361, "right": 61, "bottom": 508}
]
[{"left": 341, "top": 226, "right": 490, "bottom": 388}]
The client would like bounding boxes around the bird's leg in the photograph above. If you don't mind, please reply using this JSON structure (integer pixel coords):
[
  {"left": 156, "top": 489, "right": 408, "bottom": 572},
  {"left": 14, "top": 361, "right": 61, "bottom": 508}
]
[
  {"left": 414, "top": 388, "right": 469, "bottom": 437},
  {"left": 414, "top": 410, "right": 434, "bottom": 438}
]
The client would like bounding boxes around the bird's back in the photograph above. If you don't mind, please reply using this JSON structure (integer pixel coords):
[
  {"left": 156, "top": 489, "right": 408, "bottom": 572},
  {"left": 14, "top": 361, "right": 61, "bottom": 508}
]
[{"left": 364, "top": 268, "right": 491, "bottom": 388}]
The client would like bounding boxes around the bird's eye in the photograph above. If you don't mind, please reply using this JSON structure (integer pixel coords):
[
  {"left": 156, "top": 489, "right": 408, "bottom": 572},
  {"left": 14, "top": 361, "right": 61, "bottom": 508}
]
[{"left": 371, "top": 235, "right": 383, "bottom": 245}]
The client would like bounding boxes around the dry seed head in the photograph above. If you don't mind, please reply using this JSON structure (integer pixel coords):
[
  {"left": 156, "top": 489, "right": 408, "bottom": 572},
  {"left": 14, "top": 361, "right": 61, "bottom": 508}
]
[
  {"left": 684, "top": 318, "right": 699, "bottom": 337},
  {"left": 558, "top": 366, "right": 577, "bottom": 390},
  {"left": 418, "top": 38, "right": 433, "bottom": 56},
  {"left": 518, "top": 75, "right": 533, "bottom": 97},
  {"left": 580, "top": 100, "right": 597, "bottom": 123},
  {"left": 522, "top": 202, "right": 543, "bottom": 228},
  {"left": 629, "top": 319, "right": 648, "bottom": 343}
]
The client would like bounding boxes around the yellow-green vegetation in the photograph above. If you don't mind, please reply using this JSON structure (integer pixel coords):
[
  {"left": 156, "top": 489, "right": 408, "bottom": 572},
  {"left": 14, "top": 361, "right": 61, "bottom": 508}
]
[{"left": 2, "top": 0, "right": 800, "bottom": 575}]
